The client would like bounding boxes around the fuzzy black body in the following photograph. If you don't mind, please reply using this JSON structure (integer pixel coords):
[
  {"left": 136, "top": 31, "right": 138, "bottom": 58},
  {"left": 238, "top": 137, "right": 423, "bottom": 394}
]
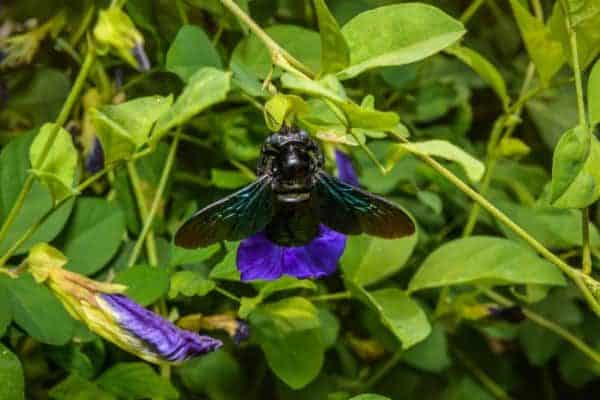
[{"left": 174, "top": 126, "right": 415, "bottom": 249}]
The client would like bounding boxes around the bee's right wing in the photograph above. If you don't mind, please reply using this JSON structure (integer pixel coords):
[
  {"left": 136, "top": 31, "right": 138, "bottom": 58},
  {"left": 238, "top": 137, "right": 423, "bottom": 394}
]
[{"left": 174, "top": 175, "right": 275, "bottom": 249}]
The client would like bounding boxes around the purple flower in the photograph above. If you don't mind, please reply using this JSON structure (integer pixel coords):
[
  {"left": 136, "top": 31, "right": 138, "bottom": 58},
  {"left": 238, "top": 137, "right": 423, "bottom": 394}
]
[
  {"left": 101, "top": 294, "right": 222, "bottom": 362},
  {"left": 232, "top": 319, "right": 250, "bottom": 344},
  {"left": 235, "top": 149, "right": 357, "bottom": 281},
  {"left": 85, "top": 136, "right": 105, "bottom": 173},
  {"left": 131, "top": 42, "right": 150, "bottom": 72}
]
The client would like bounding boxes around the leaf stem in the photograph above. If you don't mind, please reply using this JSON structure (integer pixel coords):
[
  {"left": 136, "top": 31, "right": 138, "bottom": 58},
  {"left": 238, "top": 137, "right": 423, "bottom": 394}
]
[
  {"left": 483, "top": 289, "right": 600, "bottom": 364},
  {"left": 362, "top": 350, "right": 403, "bottom": 391},
  {"left": 218, "top": 0, "right": 314, "bottom": 79},
  {"left": 0, "top": 49, "right": 96, "bottom": 247},
  {"left": 451, "top": 346, "right": 511, "bottom": 400},
  {"left": 128, "top": 134, "right": 180, "bottom": 267},
  {"left": 460, "top": 0, "right": 486, "bottom": 24},
  {"left": 582, "top": 208, "right": 592, "bottom": 274},
  {"left": 309, "top": 291, "right": 352, "bottom": 302},
  {"left": 127, "top": 162, "right": 159, "bottom": 266},
  {"left": 214, "top": 286, "right": 241, "bottom": 302}
]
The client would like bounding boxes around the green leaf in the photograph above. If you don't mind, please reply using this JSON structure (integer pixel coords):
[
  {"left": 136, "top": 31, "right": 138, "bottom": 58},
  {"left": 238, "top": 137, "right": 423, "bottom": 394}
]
[
  {"left": 250, "top": 297, "right": 324, "bottom": 389},
  {"left": 49, "top": 374, "right": 116, "bottom": 400},
  {"left": 0, "top": 285, "right": 11, "bottom": 336},
  {"left": 6, "top": 68, "right": 70, "bottom": 126},
  {"left": 29, "top": 123, "right": 78, "bottom": 202},
  {"left": 61, "top": 197, "right": 126, "bottom": 275},
  {"left": 588, "top": 58, "right": 600, "bottom": 127},
  {"left": 313, "top": 0, "right": 349, "bottom": 75},
  {"left": 230, "top": 25, "right": 321, "bottom": 79},
  {"left": 153, "top": 68, "right": 231, "bottom": 141},
  {"left": 408, "top": 236, "right": 567, "bottom": 292},
  {"left": 341, "top": 230, "right": 417, "bottom": 286},
  {"left": 550, "top": 126, "right": 600, "bottom": 208},
  {"left": 0, "top": 343, "right": 24, "bottom": 400},
  {"left": 445, "top": 45, "right": 510, "bottom": 110},
  {"left": 0, "top": 132, "right": 74, "bottom": 255},
  {"left": 209, "top": 242, "right": 241, "bottom": 281},
  {"left": 508, "top": 0, "right": 564, "bottom": 84},
  {"left": 114, "top": 265, "right": 170, "bottom": 306},
  {"left": 169, "top": 242, "right": 220, "bottom": 268},
  {"left": 350, "top": 395, "right": 391, "bottom": 400},
  {"left": 548, "top": 1, "right": 600, "bottom": 70},
  {"left": 178, "top": 351, "right": 244, "bottom": 399},
  {"left": 0, "top": 273, "right": 74, "bottom": 345},
  {"left": 401, "top": 322, "right": 451, "bottom": 373},
  {"left": 166, "top": 25, "right": 222, "bottom": 82},
  {"left": 92, "top": 96, "right": 172, "bottom": 164},
  {"left": 263, "top": 93, "right": 308, "bottom": 131},
  {"left": 210, "top": 168, "right": 253, "bottom": 189},
  {"left": 338, "top": 4, "right": 465, "bottom": 79},
  {"left": 399, "top": 140, "right": 485, "bottom": 182},
  {"left": 96, "top": 362, "right": 179, "bottom": 400},
  {"left": 351, "top": 285, "right": 431, "bottom": 349},
  {"left": 168, "top": 270, "right": 215, "bottom": 298}
]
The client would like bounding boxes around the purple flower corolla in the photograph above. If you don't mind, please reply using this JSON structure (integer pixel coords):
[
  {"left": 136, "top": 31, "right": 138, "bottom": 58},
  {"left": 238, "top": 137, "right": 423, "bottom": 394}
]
[
  {"left": 236, "top": 149, "right": 357, "bottom": 281},
  {"left": 100, "top": 294, "right": 222, "bottom": 362},
  {"left": 85, "top": 136, "right": 105, "bottom": 173},
  {"left": 131, "top": 42, "right": 150, "bottom": 71},
  {"left": 232, "top": 319, "right": 250, "bottom": 344}
]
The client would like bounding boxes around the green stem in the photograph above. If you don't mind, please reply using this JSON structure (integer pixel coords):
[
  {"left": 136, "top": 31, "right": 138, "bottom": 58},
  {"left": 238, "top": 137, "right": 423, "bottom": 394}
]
[
  {"left": 128, "top": 135, "right": 180, "bottom": 267},
  {"left": 582, "top": 208, "right": 592, "bottom": 274},
  {"left": 484, "top": 289, "right": 600, "bottom": 364},
  {"left": 175, "top": 0, "right": 189, "bottom": 24},
  {"left": 452, "top": 347, "right": 511, "bottom": 400},
  {"left": 391, "top": 134, "right": 600, "bottom": 315},
  {"left": 214, "top": 286, "right": 241, "bottom": 302},
  {"left": 127, "top": 162, "right": 159, "bottom": 266},
  {"left": 362, "top": 350, "right": 403, "bottom": 391},
  {"left": 218, "top": 0, "right": 314, "bottom": 79},
  {"left": 0, "top": 49, "right": 96, "bottom": 247},
  {"left": 460, "top": 0, "right": 486, "bottom": 24},
  {"left": 309, "top": 291, "right": 352, "bottom": 302}
]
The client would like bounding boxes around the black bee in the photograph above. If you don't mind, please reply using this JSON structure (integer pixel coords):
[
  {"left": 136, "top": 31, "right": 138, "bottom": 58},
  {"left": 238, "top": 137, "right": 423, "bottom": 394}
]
[{"left": 175, "top": 126, "right": 415, "bottom": 248}]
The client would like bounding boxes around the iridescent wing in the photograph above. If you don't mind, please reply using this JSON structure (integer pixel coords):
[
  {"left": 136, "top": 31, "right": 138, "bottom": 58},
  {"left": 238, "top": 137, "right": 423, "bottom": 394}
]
[
  {"left": 314, "top": 171, "right": 415, "bottom": 238},
  {"left": 175, "top": 175, "right": 274, "bottom": 248}
]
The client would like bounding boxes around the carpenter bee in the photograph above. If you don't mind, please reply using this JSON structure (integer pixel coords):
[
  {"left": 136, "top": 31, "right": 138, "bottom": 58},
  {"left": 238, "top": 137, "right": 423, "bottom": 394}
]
[{"left": 175, "top": 125, "right": 415, "bottom": 248}]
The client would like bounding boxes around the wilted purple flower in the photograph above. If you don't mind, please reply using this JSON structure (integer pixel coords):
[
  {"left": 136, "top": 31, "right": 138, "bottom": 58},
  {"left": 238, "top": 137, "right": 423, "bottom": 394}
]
[
  {"left": 235, "top": 149, "right": 357, "bottom": 281},
  {"left": 488, "top": 305, "right": 526, "bottom": 323},
  {"left": 85, "top": 136, "right": 105, "bottom": 173},
  {"left": 131, "top": 42, "right": 150, "bottom": 71},
  {"left": 101, "top": 294, "right": 222, "bottom": 362},
  {"left": 232, "top": 319, "right": 250, "bottom": 344}
]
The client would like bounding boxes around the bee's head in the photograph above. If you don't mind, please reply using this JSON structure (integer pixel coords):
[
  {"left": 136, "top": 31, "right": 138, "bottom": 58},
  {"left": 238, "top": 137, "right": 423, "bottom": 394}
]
[{"left": 259, "top": 126, "right": 323, "bottom": 195}]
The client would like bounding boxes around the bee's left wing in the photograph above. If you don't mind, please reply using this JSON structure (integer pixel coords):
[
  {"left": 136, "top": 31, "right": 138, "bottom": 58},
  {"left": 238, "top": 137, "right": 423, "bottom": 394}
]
[
  {"left": 314, "top": 171, "right": 415, "bottom": 238},
  {"left": 175, "top": 175, "right": 275, "bottom": 249}
]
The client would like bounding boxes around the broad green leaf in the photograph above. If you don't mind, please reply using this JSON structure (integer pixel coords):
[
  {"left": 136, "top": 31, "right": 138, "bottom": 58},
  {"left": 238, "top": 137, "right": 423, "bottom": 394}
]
[
  {"left": 408, "top": 236, "right": 567, "bottom": 292},
  {"left": 61, "top": 197, "right": 126, "bottom": 275},
  {"left": 263, "top": 93, "right": 308, "bottom": 131},
  {"left": 30, "top": 123, "right": 78, "bottom": 202},
  {"left": 178, "top": 351, "right": 244, "bottom": 399},
  {"left": 588, "top": 58, "right": 600, "bottom": 127},
  {"left": 0, "top": 131, "right": 74, "bottom": 255},
  {"left": 250, "top": 297, "right": 324, "bottom": 389},
  {"left": 350, "top": 395, "right": 391, "bottom": 400},
  {"left": 313, "top": 0, "right": 349, "bottom": 75},
  {"left": 169, "top": 242, "right": 220, "bottom": 267},
  {"left": 341, "top": 229, "right": 417, "bottom": 286},
  {"left": 398, "top": 140, "right": 485, "bottom": 182},
  {"left": 114, "top": 265, "right": 170, "bottom": 306},
  {"left": 0, "top": 343, "right": 24, "bottom": 400},
  {"left": 166, "top": 25, "right": 222, "bottom": 82},
  {"left": 92, "top": 96, "right": 172, "bottom": 164},
  {"left": 97, "top": 362, "right": 179, "bottom": 400},
  {"left": 0, "top": 285, "right": 11, "bottom": 336},
  {"left": 445, "top": 45, "right": 510, "bottom": 110},
  {"left": 338, "top": 4, "right": 465, "bottom": 79},
  {"left": 443, "top": 377, "right": 495, "bottom": 400},
  {"left": 168, "top": 270, "right": 215, "bottom": 298},
  {"left": 153, "top": 68, "right": 231, "bottom": 140},
  {"left": 257, "top": 276, "right": 317, "bottom": 299},
  {"left": 550, "top": 126, "right": 600, "bottom": 208},
  {"left": 209, "top": 242, "right": 241, "bottom": 281},
  {"left": 0, "top": 273, "right": 74, "bottom": 345},
  {"left": 47, "top": 345, "right": 95, "bottom": 380},
  {"left": 6, "top": 68, "right": 70, "bottom": 126},
  {"left": 508, "top": 0, "right": 564, "bottom": 84},
  {"left": 230, "top": 25, "right": 321, "bottom": 79},
  {"left": 401, "top": 322, "right": 451, "bottom": 373},
  {"left": 352, "top": 285, "right": 431, "bottom": 349},
  {"left": 548, "top": 1, "right": 600, "bottom": 70},
  {"left": 317, "top": 307, "right": 339, "bottom": 348},
  {"left": 49, "top": 374, "right": 115, "bottom": 400},
  {"left": 494, "top": 199, "right": 600, "bottom": 250}
]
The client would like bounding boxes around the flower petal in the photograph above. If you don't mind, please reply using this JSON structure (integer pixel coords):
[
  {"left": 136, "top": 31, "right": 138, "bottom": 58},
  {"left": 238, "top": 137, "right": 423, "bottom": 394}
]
[
  {"left": 101, "top": 294, "right": 222, "bottom": 362},
  {"left": 237, "top": 225, "right": 346, "bottom": 281},
  {"left": 335, "top": 150, "right": 359, "bottom": 186}
]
